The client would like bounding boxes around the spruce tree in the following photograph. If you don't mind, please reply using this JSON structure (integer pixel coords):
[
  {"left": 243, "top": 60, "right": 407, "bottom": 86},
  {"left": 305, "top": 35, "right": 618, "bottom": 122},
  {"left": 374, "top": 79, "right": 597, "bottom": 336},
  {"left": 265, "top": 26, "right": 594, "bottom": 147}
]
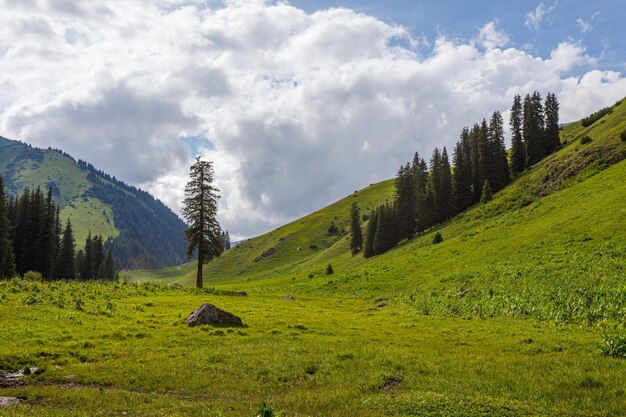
[
  {"left": 469, "top": 124, "right": 482, "bottom": 202},
  {"left": 480, "top": 180, "right": 493, "bottom": 204},
  {"left": 438, "top": 148, "right": 453, "bottom": 221},
  {"left": 103, "top": 248, "right": 115, "bottom": 281},
  {"left": 523, "top": 91, "right": 545, "bottom": 167},
  {"left": 0, "top": 177, "right": 16, "bottom": 279},
  {"left": 452, "top": 128, "right": 473, "bottom": 213},
  {"left": 477, "top": 119, "right": 490, "bottom": 199},
  {"left": 41, "top": 188, "right": 58, "bottom": 279},
  {"left": 413, "top": 155, "right": 429, "bottom": 232},
  {"left": 92, "top": 235, "right": 104, "bottom": 279},
  {"left": 363, "top": 208, "right": 378, "bottom": 258},
  {"left": 509, "top": 94, "right": 525, "bottom": 174},
  {"left": 182, "top": 157, "right": 224, "bottom": 289},
  {"left": 544, "top": 92, "right": 560, "bottom": 156},
  {"left": 373, "top": 204, "right": 397, "bottom": 255},
  {"left": 81, "top": 231, "right": 94, "bottom": 280},
  {"left": 349, "top": 202, "right": 363, "bottom": 255},
  {"left": 488, "top": 111, "right": 510, "bottom": 191},
  {"left": 56, "top": 219, "right": 76, "bottom": 280},
  {"left": 395, "top": 163, "right": 417, "bottom": 240}
]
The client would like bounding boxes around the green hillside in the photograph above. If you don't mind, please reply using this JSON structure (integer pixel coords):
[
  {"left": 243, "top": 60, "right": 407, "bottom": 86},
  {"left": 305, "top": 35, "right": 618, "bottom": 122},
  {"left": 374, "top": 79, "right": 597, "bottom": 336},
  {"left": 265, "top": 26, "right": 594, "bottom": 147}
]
[
  {"left": 128, "top": 97, "right": 626, "bottom": 301},
  {"left": 3, "top": 98, "right": 626, "bottom": 417},
  {"left": 0, "top": 137, "right": 187, "bottom": 269}
]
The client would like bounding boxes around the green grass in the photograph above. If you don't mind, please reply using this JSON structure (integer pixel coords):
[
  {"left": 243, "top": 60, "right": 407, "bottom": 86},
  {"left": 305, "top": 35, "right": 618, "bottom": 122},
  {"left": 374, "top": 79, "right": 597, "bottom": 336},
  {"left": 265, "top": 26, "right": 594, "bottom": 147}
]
[
  {"left": 0, "top": 141, "right": 118, "bottom": 244},
  {"left": 3, "top": 99, "right": 626, "bottom": 415},
  {"left": 1, "top": 280, "right": 625, "bottom": 416}
]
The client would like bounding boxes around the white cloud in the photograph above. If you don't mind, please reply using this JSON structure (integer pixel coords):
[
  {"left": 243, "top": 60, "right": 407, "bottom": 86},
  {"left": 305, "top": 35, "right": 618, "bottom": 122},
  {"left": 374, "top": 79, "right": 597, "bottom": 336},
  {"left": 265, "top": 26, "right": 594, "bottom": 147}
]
[
  {"left": 476, "top": 21, "right": 509, "bottom": 50},
  {"left": 525, "top": 1, "right": 559, "bottom": 32},
  {"left": 0, "top": 0, "right": 625, "bottom": 240},
  {"left": 576, "top": 11, "right": 599, "bottom": 34}
]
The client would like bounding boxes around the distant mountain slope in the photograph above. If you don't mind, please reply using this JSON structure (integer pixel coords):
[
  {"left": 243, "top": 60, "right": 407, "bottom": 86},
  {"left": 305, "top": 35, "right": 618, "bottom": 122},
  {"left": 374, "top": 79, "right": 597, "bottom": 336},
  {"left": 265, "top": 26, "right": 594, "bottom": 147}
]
[
  {"left": 127, "top": 97, "right": 626, "bottom": 291},
  {"left": 0, "top": 136, "right": 187, "bottom": 269}
]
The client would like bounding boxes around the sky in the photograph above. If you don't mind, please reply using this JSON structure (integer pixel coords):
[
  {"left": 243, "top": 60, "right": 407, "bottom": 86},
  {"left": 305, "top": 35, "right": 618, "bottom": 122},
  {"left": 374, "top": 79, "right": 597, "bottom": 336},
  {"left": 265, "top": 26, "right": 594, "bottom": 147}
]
[{"left": 0, "top": 0, "right": 625, "bottom": 240}]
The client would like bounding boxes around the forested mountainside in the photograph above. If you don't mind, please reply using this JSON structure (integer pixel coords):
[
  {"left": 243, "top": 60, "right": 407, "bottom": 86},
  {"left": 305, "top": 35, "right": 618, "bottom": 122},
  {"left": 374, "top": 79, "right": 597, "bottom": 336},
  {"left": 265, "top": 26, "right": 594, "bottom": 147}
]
[{"left": 0, "top": 136, "right": 187, "bottom": 269}]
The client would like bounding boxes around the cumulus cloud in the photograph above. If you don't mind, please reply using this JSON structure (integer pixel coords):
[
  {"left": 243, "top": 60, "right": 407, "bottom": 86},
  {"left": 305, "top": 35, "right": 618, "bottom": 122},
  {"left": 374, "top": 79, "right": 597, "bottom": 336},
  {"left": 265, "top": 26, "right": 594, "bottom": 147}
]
[
  {"left": 525, "top": 1, "right": 558, "bottom": 32},
  {"left": 0, "top": 0, "right": 625, "bottom": 240}
]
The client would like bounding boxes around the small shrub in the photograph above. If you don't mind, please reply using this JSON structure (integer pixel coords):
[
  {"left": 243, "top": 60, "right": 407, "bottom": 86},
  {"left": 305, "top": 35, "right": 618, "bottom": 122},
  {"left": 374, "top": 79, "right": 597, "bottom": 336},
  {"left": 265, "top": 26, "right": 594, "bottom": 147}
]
[
  {"left": 256, "top": 402, "right": 279, "bottom": 417},
  {"left": 308, "top": 244, "right": 318, "bottom": 250},
  {"left": 599, "top": 333, "right": 626, "bottom": 358},
  {"left": 327, "top": 223, "right": 339, "bottom": 235},
  {"left": 308, "top": 273, "right": 314, "bottom": 279},
  {"left": 432, "top": 233, "right": 443, "bottom": 244},
  {"left": 362, "top": 214, "right": 370, "bottom": 222},
  {"left": 326, "top": 263, "right": 334, "bottom": 275},
  {"left": 580, "top": 135, "right": 593, "bottom": 144},
  {"left": 620, "top": 129, "right": 626, "bottom": 142},
  {"left": 23, "top": 271, "right": 42, "bottom": 281}
]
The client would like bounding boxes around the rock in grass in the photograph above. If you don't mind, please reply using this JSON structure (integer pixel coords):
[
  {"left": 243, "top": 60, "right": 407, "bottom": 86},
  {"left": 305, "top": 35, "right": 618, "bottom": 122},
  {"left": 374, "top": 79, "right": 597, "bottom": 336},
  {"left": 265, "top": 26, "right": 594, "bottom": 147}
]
[
  {"left": 283, "top": 295, "right": 295, "bottom": 301},
  {"left": 0, "top": 397, "right": 22, "bottom": 408},
  {"left": 186, "top": 304, "right": 243, "bottom": 327}
]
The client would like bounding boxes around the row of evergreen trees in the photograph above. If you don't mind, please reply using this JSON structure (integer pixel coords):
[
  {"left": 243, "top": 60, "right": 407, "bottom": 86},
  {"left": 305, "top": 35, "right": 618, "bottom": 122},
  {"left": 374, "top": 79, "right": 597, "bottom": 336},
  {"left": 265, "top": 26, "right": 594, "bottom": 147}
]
[
  {"left": 0, "top": 178, "right": 116, "bottom": 280},
  {"left": 350, "top": 91, "right": 560, "bottom": 258}
]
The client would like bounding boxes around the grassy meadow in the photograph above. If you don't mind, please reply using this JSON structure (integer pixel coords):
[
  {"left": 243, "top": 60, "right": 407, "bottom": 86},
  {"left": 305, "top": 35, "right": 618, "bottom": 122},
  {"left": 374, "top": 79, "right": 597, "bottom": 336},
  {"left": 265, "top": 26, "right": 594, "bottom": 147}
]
[
  {"left": 1, "top": 99, "right": 626, "bottom": 415},
  {"left": 1, "top": 280, "right": 625, "bottom": 416}
]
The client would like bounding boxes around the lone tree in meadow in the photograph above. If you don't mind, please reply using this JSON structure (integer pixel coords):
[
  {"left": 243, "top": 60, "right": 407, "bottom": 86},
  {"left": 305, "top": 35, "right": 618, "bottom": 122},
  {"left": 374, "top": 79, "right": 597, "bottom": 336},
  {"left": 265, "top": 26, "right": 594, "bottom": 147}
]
[
  {"left": 349, "top": 202, "right": 363, "bottom": 255},
  {"left": 182, "top": 157, "right": 224, "bottom": 289}
]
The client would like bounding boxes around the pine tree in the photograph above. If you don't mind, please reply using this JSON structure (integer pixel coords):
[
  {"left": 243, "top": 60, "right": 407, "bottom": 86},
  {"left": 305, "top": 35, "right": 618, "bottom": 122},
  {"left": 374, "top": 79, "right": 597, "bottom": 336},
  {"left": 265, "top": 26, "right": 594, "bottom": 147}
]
[
  {"left": 488, "top": 111, "right": 510, "bottom": 191},
  {"left": 523, "top": 91, "right": 545, "bottom": 167},
  {"left": 509, "top": 94, "right": 525, "bottom": 174},
  {"left": 80, "top": 231, "right": 94, "bottom": 280},
  {"left": 103, "top": 248, "right": 115, "bottom": 281},
  {"left": 477, "top": 119, "right": 490, "bottom": 199},
  {"left": 0, "top": 177, "right": 16, "bottom": 279},
  {"left": 92, "top": 235, "right": 104, "bottom": 279},
  {"left": 469, "top": 124, "right": 482, "bottom": 202},
  {"left": 349, "top": 202, "right": 363, "bottom": 255},
  {"left": 438, "top": 147, "right": 453, "bottom": 220},
  {"left": 41, "top": 188, "right": 58, "bottom": 279},
  {"left": 413, "top": 155, "right": 429, "bottom": 232},
  {"left": 182, "top": 157, "right": 224, "bottom": 289},
  {"left": 452, "top": 128, "right": 473, "bottom": 213},
  {"left": 544, "top": 92, "right": 560, "bottom": 156},
  {"left": 363, "top": 208, "right": 378, "bottom": 258},
  {"left": 395, "top": 163, "right": 417, "bottom": 240},
  {"left": 373, "top": 204, "right": 397, "bottom": 255},
  {"left": 221, "top": 231, "right": 231, "bottom": 251},
  {"left": 326, "top": 263, "right": 334, "bottom": 275},
  {"left": 56, "top": 219, "right": 76, "bottom": 280},
  {"left": 480, "top": 180, "right": 493, "bottom": 204}
]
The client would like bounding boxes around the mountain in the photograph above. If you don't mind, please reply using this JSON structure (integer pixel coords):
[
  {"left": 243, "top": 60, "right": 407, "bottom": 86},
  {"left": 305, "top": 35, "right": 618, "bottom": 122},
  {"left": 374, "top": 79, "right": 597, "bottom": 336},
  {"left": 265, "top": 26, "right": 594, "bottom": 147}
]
[
  {"left": 127, "top": 97, "right": 626, "bottom": 308},
  {"left": 0, "top": 136, "right": 187, "bottom": 269}
]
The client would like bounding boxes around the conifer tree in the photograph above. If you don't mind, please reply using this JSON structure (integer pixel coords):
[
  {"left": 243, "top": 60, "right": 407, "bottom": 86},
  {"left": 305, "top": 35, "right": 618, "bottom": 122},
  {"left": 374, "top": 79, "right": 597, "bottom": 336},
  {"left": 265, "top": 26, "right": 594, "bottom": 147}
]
[
  {"left": 103, "top": 248, "right": 115, "bottom": 281},
  {"left": 438, "top": 147, "right": 453, "bottom": 221},
  {"left": 544, "top": 92, "right": 560, "bottom": 156},
  {"left": 477, "top": 119, "right": 490, "bottom": 198},
  {"left": 0, "top": 177, "right": 16, "bottom": 279},
  {"left": 182, "top": 157, "right": 224, "bottom": 289},
  {"left": 221, "top": 231, "right": 231, "bottom": 251},
  {"left": 56, "top": 219, "right": 76, "bottom": 280},
  {"left": 373, "top": 204, "right": 397, "bottom": 255},
  {"left": 523, "top": 91, "right": 545, "bottom": 167},
  {"left": 80, "top": 231, "right": 94, "bottom": 280},
  {"left": 480, "top": 180, "right": 493, "bottom": 204},
  {"left": 452, "top": 128, "right": 473, "bottom": 213},
  {"left": 349, "top": 202, "right": 363, "bottom": 255},
  {"left": 363, "top": 208, "right": 378, "bottom": 258},
  {"left": 41, "top": 188, "right": 58, "bottom": 279},
  {"left": 412, "top": 155, "right": 429, "bottom": 232},
  {"left": 92, "top": 235, "right": 104, "bottom": 279},
  {"left": 13, "top": 189, "right": 30, "bottom": 274},
  {"left": 509, "top": 94, "right": 525, "bottom": 174},
  {"left": 488, "top": 111, "right": 510, "bottom": 191},
  {"left": 469, "top": 124, "right": 481, "bottom": 202},
  {"left": 395, "top": 163, "right": 417, "bottom": 240}
]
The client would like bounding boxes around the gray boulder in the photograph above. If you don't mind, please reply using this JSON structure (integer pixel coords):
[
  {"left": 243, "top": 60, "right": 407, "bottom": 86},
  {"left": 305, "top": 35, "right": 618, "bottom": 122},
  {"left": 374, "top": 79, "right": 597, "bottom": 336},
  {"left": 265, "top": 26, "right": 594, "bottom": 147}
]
[
  {"left": 186, "top": 304, "right": 243, "bottom": 327},
  {"left": 0, "top": 397, "right": 22, "bottom": 408}
]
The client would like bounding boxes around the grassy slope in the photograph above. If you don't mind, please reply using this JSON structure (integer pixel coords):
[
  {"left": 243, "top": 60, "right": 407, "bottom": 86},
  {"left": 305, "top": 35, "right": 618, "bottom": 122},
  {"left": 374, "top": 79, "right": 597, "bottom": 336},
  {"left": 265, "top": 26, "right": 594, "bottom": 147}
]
[
  {"left": 0, "top": 140, "right": 118, "bottom": 244},
  {"left": 129, "top": 98, "right": 626, "bottom": 299},
  {"left": 3, "top": 100, "right": 626, "bottom": 416}
]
